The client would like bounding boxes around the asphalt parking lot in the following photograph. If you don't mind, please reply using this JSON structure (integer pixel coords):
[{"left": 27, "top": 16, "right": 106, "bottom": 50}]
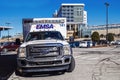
[
  {"left": 0, "top": 53, "right": 17, "bottom": 80},
  {"left": 0, "top": 46, "right": 120, "bottom": 80}
]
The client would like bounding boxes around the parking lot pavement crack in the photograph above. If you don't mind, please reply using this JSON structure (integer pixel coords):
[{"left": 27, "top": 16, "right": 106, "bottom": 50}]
[{"left": 92, "top": 57, "right": 120, "bottom": 80}]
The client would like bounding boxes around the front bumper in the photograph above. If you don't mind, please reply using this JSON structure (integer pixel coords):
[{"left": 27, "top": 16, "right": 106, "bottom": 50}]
[{"left": 17, "top": 55, "right": 72, "bottom": 72}]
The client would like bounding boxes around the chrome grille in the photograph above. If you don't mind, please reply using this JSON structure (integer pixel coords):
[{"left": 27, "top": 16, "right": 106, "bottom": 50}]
[{"left": 27, "top": 44, "right": 62, "bottom": 58}]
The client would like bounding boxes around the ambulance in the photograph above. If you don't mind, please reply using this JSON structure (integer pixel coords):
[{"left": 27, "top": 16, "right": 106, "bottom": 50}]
[{"left": 16, "top": 18, "right": 75, "bottom": 75}]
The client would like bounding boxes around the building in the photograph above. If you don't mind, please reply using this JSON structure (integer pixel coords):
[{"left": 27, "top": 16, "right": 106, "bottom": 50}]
[
  {"left": 90, "top": 24, "right": 120, "bottom": 35},
  {"left": 83, "top": 24, "right": 120, "bottom": 40},
  {"left": 53, "top": 3, "right": 87, "bottom": 39}
]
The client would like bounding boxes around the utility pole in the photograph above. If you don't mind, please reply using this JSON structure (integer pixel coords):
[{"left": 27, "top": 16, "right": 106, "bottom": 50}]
[{"left": 105, "top": 2, "right": 109, "bottom": 45}]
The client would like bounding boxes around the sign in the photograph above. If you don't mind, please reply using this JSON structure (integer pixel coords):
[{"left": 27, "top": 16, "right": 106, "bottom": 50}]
[
  {"left": 28, "top": 18, "right": 67, "bottom": 38},
  {"left": 36, "top": 24, "right": 54, "bottom": 29}
]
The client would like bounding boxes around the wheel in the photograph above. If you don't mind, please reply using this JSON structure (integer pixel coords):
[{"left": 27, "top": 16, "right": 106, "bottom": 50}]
[
  {"left": 67, "top": 56, "right": 75, "bottom": 72},
  {"left": 15, "top": 68, "right": 27, "bottom": 77},
  {"left": 15, "top": 69, "right": 22, "bottom": 76}
]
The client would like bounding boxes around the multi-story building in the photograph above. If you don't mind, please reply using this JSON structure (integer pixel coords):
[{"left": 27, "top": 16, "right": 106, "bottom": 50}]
[{"left": 53, "top": 3, "right": 87, "bottom": 39}]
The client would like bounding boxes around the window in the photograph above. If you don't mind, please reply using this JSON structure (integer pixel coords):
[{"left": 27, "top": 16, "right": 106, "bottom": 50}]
[
  {"left": 25, "top": 31, "right": 64, "bottom": 42},
  {"left": 67, "top": 25, "right": 70, "bottom": 30}
]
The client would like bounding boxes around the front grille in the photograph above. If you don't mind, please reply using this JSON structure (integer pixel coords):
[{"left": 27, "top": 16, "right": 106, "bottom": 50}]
[{"left": 26, "top": 44, "right": 63, "bottom": 58}]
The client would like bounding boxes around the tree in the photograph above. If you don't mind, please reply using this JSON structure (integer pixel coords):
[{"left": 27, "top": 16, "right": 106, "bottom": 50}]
[
  {"left": 91, "top": 31, "right": 100, "bottom": 42},
  {"left": 117, "top": 33, "right": 120, "bottom": 37},
  {"left": 100, "top": 34, "right": 104, "bottom": 38},
  {"left": 107, "top": 33, "right": 114, "bottom": 42}
]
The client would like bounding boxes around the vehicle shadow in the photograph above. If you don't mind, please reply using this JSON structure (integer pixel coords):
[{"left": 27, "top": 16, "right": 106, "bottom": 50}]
[
  {"left": 0, "top": 54, "right": 17, "bottom": 80},
  {"left": 22, "top": 71, "right": 65, "bottom": 77}
]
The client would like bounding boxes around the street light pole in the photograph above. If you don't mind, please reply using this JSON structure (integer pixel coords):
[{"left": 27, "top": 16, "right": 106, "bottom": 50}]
[
  {"left": 6, "top": 22, "right": 11, "bottom": 41},
  {"left": 105, "top": 2, "right": 109, "bottom": 45}
]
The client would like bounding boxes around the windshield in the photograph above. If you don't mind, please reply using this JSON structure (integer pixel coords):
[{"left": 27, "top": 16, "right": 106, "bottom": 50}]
[{"left": 25, "top": 31, "right": 64, "bottom": 42}]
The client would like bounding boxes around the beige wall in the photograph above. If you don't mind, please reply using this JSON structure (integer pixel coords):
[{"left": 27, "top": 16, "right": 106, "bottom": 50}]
[
  {"left": 92, "top": 28, "right": 120, "bottom": 35},
  {"left": 67, "top": 30, "right": 74, "bottom": 38}
]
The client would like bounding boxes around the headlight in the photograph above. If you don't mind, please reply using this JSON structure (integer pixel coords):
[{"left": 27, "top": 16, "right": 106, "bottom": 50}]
[
  {"left": 18, "top": 47, "right": 26, "bottom": 58},
  {"left": 63, "top": 45, "right": 71, "bottom": 55}
]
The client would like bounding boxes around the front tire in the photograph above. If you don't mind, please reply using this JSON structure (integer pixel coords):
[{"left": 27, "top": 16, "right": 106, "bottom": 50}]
[
  {"left": 67, "top": 56, "right": 75, "bottom": 72},
  {"left": 15, "top": 69, "right": 22, "bottom": 76},
  {"left": 15, "top": 68, "right": 27, "bottom": 76}
]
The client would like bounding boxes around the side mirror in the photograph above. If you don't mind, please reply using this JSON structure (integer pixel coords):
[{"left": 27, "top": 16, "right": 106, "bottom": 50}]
[{"left": 15, "top": 38, "right": 21, "bottom": 45}]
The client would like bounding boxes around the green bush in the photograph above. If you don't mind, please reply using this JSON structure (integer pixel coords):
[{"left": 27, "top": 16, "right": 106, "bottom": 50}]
[
  {"left": 106, "top": 33, "right": 114, "bottom": 42},
  {"left": 91, "top": 31, "right": 100, "bottom": 42}
]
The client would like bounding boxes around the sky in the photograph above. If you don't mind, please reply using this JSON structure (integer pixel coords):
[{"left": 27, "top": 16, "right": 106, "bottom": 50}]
[{"left": 0, "top": 0, "right": 120, "bottom": 37}]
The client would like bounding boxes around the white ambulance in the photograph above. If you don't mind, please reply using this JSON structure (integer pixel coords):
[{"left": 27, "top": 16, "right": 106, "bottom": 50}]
[{"left": 16, "top": 18, "right": 75, "bottom": 76}]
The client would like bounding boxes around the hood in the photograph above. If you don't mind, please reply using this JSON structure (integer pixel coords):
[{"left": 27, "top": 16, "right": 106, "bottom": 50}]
[{"left": 20, "top": 39, "right": 69, "bottom": 47}]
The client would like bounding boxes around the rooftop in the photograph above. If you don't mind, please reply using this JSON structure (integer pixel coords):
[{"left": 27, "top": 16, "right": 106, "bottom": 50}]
[
  {"left": 61, "top": 3, "right": 85, "bottom": 6},
  {"left": 0, "top": 26, "right": 13, "bottom": 31}
]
